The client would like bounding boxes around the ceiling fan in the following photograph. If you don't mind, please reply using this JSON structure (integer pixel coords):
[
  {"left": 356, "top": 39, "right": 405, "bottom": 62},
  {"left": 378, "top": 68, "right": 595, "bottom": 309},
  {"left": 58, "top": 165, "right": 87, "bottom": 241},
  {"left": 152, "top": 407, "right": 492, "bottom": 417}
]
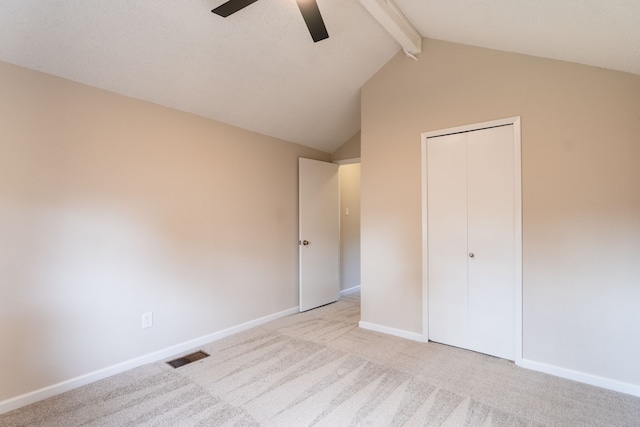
[{"left": 212, "top": 0, "right": 329, "bottom": 43}]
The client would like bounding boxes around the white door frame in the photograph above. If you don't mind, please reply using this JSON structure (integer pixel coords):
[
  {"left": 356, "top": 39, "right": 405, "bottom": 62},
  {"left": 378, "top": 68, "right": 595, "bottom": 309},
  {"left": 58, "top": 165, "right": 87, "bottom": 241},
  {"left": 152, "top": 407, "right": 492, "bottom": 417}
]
[{"left": 420, "top": 116, "right": 523, "bottom": 363}]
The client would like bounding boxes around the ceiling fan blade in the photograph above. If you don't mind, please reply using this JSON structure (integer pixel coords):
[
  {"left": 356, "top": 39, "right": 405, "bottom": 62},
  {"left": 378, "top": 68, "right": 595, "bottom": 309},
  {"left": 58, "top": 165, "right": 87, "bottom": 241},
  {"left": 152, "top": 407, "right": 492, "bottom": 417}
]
[
  {"left": 212, "top": 0, "right": 260, "bottom": 17},
  {"left": 296, "top": 0, "right": 329, "bottom": 42}
]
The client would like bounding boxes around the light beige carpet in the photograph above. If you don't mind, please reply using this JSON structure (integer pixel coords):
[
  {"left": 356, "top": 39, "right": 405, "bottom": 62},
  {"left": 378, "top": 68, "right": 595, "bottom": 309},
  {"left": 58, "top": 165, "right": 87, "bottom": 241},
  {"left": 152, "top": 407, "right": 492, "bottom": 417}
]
[{"left": 2, "top": 291, "right": 639, "bottom": 426}]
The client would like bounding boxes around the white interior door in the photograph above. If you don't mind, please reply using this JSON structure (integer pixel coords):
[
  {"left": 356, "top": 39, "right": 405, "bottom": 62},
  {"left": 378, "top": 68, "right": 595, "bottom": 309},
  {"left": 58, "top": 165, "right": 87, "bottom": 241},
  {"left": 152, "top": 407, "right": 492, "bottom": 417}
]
[
  {"left": 427, "top": 125, "right": 516, "bottom": 360},
  {"left": 467, "top": 126, "right": 515, "bottom": 359},
  {"left": 299, "top": 158, "right": 340, "bottom": 312},
  {"left": 427, "top": 133, "right": 469, "bottom": 349}
]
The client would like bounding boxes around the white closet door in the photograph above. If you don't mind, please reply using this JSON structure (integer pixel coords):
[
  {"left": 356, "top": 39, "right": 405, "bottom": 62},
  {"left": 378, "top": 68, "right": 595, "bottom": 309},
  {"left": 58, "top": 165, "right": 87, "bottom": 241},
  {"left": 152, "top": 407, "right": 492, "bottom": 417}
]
[
  {"left": 427, "top": 132, "right": 468, "bottom": 349},
  {"left": 467, "top": 126, "right": 515, "bottom": 360},
  {"left": 427, "top": 125, "right": 515, "bottom": 360}
]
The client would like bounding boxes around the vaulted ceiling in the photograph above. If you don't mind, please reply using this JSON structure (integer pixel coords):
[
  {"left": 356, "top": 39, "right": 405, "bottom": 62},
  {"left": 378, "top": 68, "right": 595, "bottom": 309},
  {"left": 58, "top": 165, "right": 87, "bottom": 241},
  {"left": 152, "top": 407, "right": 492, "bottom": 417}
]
[{"left": 1, "top": 1, "right": 638, "bottom": 153}]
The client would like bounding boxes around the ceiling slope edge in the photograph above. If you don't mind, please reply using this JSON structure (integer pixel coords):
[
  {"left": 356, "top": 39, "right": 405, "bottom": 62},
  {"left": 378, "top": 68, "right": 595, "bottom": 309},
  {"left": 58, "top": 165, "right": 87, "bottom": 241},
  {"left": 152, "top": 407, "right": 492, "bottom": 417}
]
[{"left": 358, "top": 0, "right": 422, "bottom": 57}]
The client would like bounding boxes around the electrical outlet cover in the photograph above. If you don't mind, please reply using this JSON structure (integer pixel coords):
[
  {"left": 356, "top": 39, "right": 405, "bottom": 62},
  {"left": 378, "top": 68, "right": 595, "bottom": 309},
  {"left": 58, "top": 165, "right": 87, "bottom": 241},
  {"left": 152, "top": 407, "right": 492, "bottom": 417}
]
[{"left": 142, "top": 312, "right": 153, "bottom": 328}]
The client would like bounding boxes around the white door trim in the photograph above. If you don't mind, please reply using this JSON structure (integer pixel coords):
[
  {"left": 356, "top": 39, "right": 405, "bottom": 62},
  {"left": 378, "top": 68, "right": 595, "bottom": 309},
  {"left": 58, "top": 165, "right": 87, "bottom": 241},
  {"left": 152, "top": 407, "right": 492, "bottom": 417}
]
[{"left": 421, "top": 116, "right": 522, "bottom": 363}]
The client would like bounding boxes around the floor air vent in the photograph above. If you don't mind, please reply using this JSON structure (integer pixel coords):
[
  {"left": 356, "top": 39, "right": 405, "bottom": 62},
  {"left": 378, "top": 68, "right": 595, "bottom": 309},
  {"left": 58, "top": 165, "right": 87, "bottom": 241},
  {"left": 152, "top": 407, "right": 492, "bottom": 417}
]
[{"left": 167, "top": 351, "right": 210, "bottom": 368}]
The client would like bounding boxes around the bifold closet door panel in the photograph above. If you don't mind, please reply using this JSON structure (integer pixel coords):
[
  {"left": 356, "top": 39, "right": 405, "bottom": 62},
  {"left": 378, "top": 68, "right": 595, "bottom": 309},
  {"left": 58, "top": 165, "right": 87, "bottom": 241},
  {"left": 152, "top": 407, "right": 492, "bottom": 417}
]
[
  {"left": 467, "top": 125, "right": 515, "bottom": 360},
  {"left": 427, "top": 132, "right": 469, "bottom": 349}
]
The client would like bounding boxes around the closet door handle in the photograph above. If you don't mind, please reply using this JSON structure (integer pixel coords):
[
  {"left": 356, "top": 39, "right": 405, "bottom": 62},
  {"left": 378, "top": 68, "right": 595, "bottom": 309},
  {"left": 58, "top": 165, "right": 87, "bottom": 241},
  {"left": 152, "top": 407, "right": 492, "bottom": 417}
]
[{"left": 469, "top": 253, "right": 475, "bottom": 258}]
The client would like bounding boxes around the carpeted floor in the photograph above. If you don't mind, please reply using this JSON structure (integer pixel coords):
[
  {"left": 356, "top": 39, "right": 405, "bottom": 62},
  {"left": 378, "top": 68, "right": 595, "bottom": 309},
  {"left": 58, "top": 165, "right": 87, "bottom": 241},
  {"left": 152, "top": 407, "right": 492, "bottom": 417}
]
[{"left": 2, "top": 291, "right": 639, "bottom": 426}]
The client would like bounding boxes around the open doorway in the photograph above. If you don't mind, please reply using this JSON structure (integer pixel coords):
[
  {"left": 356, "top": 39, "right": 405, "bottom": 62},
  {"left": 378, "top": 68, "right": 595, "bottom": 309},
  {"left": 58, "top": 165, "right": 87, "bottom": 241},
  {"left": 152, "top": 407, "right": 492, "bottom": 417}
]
[{"left": 338, "top": 161, "right": 361, "bottom": 293}]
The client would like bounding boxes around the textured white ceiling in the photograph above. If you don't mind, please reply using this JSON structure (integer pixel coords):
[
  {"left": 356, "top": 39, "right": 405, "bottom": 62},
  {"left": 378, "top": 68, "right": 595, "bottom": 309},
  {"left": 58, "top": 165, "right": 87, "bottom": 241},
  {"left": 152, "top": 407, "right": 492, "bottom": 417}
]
[
  {"left": 0, "top": 0, "right": 399, "bottom": 152},
  {"left": 395, "top": 0, "right": 640, "bottom": 76},
  {"left": 1, "top": 1, "right": 638, "bottom": 153}
]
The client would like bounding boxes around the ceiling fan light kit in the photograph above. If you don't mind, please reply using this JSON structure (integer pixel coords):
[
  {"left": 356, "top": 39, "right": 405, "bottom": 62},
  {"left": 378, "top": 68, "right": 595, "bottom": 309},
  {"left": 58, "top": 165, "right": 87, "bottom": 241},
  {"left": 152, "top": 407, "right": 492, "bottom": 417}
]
[{"left": 212, "top": 0, "right": 329, "bottom": 43}]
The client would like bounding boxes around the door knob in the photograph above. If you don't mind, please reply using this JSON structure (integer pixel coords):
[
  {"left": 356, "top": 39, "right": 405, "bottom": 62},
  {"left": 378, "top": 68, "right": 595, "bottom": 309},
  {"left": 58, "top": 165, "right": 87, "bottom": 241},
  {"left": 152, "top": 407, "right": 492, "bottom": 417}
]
[
  {"left": 469, "top": 253, "right": 474, "bottom": 258},
  {"left": 302, "top": 240, "right": 310, "bottom": 246}
]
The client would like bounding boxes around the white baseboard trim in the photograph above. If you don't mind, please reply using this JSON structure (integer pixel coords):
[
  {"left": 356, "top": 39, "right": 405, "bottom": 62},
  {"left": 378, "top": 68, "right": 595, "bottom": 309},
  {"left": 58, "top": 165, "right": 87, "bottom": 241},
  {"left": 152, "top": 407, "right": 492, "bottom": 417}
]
[
  {"left": 340, "top": 285, "right": 361, "bottom": 295},
  {"left": 518, "top": 359, "right": 640, "bottom": 398},
  {"left": 0, "top": 305, "right": 299, "bottom": 415},
  {"left": 359, "top": 321, "right": 426, "bottom": 343}
]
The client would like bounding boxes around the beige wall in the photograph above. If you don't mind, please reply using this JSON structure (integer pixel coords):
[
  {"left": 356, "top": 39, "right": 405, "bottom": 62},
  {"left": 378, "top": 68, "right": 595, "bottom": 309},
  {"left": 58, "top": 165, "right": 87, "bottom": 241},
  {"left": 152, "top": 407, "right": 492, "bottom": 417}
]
[
  {"left": 339, "top": 163, "right": 361, "bottom": 291},
  {"left": 0, "top": 60, "right": 330, "bottom": 402},
  {"left": 332, "top": 131, "right": 361, "bottom": 162},
  {"left": 361, "top": 39, "right": 640, "bottom": 387}
]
